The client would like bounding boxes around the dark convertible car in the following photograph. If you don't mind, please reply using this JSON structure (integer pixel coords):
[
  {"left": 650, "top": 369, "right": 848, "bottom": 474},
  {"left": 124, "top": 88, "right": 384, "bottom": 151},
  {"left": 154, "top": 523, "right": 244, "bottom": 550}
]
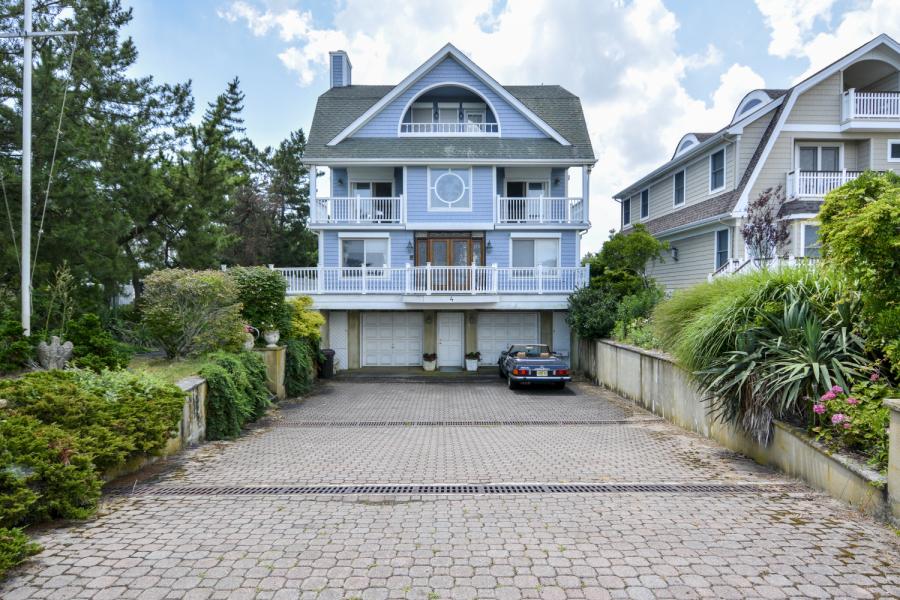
[{"left": 498, "top": 344, "right": 571, "bottom": 389}]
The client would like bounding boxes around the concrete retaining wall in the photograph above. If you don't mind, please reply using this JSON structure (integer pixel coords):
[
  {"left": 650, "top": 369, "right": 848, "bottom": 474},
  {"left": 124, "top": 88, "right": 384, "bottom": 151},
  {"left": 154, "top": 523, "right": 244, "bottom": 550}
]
[{"left": 589, "top": 339, "right": 891, "bottom": 521}]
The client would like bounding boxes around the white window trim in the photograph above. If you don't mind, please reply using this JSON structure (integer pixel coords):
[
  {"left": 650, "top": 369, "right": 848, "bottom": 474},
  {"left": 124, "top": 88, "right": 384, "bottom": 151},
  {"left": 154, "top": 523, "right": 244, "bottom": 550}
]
[
  {"left": 639, "top": 189, "right": 650, "bottom": 220},
  {"left": 714, "top": 228, "right": 730, "bottom": 269},
  {"left": 427, "top": 166, "right": 474, "bottom": 212},
  {"left": 349, "top": 179, "right": 394, "bottom": 196},
  {"left": 795, "top": 143, "right": 845, "bottom": 171},
  {"left": 888, "top": 139, "right": 900, "bottom": 163},
  {"left": 708, "top": 147, "right": 727, "bottom": 194},
  {"left": 800, "top": 221, "right": 821, "bottom": 257},
  {"left": 508, "top": 235, "right": 562, "bottom": 269},
  {"left": 504, "top": 180, "right": 551, "bottom": 196},
  {"left": 338, "top": 236, "right": 392, "bottom": 274},
  {"left": 673, "top": 170, "right": 686, "bottom": 207}
]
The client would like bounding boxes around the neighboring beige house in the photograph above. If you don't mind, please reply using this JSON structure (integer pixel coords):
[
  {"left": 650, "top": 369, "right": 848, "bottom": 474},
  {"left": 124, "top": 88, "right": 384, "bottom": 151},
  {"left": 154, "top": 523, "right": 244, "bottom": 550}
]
[{"left": 614, "top": 34, "right": 900, "bottom": 290}]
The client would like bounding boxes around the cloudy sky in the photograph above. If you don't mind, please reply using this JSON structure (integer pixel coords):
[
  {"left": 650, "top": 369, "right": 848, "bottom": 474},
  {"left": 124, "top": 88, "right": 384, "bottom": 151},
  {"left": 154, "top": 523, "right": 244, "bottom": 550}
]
[{"left": 124, "top": 0, "right": 900, "bottom": 255}]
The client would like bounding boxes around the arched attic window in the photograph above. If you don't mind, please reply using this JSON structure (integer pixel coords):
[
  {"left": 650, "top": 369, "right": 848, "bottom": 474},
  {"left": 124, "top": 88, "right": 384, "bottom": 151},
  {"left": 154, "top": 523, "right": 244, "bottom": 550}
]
[
  {"left": 399, "top": 84, "right": 500, "bottom": 135},
  {"left": 674, "top": 134, "right": 699, "bottom": 157},
  {"left": 731, "top": 90, "right": 771, "bottom": 123}
]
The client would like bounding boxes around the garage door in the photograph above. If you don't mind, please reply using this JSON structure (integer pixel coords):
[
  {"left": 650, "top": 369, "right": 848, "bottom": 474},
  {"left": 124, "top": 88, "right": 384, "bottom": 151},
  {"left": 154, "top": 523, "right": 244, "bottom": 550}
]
[
  {"left": 477, "top": 312, "right": 539, "bottom": 365},
  {"left": 362, "top": 312, "right": 424, "bottom": 366}
]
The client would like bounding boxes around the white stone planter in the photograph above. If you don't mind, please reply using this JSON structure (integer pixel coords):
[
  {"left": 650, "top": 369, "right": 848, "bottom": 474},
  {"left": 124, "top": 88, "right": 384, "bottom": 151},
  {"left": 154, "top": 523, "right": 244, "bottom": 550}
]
[
  {"left": 423, "top": 360, "right": 437, "bottom": 372},
  {"left": 263, "top": 330, "right": 280, "bottom": 348},
  {"left": 465, "top": 358, "right": 479, "bottom": 372}
]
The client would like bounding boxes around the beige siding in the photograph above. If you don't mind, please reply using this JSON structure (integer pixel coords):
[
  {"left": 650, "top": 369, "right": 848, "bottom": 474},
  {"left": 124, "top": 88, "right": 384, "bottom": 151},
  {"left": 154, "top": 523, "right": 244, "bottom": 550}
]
[
  {"left": 749, "top": 133, "right": 793, "bottom": 201},
  {"left": 868, "top": 133, "right": 900, "bottom": 171},
  {"left": 786, "top": 73, "right": 842, "bottom": 123},
  {"left": 858, "top": 139, "right": 871, "bottom": 168},
  {"left": 648, "top": 230, "right": 718, "bottom": 291},
  {"left": 737, "top": 113, "right": 773, "bottom": 175},
  {"left": 844, "top": 141, "right": 858, "bottom": 169}
]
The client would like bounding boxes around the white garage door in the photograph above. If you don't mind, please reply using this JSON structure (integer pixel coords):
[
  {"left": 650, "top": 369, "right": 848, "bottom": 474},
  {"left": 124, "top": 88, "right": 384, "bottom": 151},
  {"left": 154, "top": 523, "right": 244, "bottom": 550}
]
[
  {"left": 362, "top": 312, "right": 423, "bottom": 366},
  {"left": 477, "top": 312, "right": 539, "bottom": 365}
]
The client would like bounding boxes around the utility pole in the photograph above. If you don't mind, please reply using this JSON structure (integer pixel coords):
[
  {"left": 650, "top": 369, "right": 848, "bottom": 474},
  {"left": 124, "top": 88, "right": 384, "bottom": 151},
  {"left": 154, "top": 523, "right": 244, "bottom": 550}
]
[{"left": 1, "top": 0, "right": 76, "bottom": 335}]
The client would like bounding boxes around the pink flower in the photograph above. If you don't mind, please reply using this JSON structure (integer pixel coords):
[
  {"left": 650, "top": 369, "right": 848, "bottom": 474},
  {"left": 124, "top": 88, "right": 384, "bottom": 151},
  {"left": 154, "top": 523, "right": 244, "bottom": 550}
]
[
  {"left": 813, "top": 403, "right": 826, "bottom": 414},
  {"left": 846, "top": 397, "right": 859, "bottom": 405},
  {"left": 870, "top": 371, "right": 880, "bottom": 382},
  {"left": 830, "top": 385, "right": 844, "bottom": 394},
  {"left": 831, "top": 413, "right": 847, "bottom": 425},
  {"left": 820, "top": 391, "right": 836, "bottom": 401},
  {"left": 843, "top": 422, "right": 852, "bottom": 429}
]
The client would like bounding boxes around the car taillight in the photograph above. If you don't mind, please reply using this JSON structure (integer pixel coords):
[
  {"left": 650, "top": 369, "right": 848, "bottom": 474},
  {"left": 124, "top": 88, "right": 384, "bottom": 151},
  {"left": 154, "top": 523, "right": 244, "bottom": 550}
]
[
  {"left": 513, "top": 368, "right": 527, "bottom": 375},
  {"left": 556, "top": 369, "right": 569, "bottom": 376}
]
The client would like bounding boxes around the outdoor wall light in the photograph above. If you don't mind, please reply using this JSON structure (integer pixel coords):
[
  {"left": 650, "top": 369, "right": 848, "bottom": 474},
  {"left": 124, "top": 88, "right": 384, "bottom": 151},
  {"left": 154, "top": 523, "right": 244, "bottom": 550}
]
[
  {"left": 554, "top": 177, "right": 561, "bottom": 185},
  {"left": 337, "top": 177, "right": 344, "bottom": 185},
  {"left": 486, "top": 241, "right": 493, "bottom": 253},
  {"left": 406, "top": 240, "right": 414, "bottom": 258},
  {"left": 670, "top": 246, "right": 679, "bottom": 262}
]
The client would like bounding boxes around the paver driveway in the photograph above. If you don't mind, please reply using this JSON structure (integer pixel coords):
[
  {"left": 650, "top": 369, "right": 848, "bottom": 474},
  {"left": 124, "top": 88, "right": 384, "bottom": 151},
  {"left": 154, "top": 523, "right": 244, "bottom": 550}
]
[{"left": 4, "top": 380, "right": 899, "bottom": 599}]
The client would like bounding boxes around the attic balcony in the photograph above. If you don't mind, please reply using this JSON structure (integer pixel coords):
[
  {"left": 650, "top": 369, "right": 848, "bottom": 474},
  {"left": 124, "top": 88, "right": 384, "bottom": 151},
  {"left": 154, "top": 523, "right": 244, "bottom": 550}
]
[
  {"left": 310, "top": 196, "right": 404, "bottom": 226},
  {"left": 841, "top": 89, "right": 900, "bottom": 125},
  {"left": 496, "top": 195, "right": 587, "bottom": 226},
  {"left": 400, "top": 121, "right": 499, "bottom": 135},
  {"left": 786, "top": 170, "right": 867, "bottom": 198}
]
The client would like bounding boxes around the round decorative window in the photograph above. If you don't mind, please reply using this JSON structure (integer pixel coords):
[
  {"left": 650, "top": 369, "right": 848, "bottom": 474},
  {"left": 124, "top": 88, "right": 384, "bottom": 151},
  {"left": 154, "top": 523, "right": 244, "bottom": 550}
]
[{"left": 433, "top": 171, "right": 466, "bottom": 206}]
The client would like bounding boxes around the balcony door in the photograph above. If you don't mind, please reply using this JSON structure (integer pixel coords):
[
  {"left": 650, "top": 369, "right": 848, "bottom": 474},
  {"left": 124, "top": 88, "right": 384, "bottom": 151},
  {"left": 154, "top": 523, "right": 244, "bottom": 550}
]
[
  {"left": 350, "top": 181, "right": 394, "bottom": 222},
  {"left": 415, "top": 235, "right": 485, "bottom": 291},
  {"left": 798, "top": 146, "right": 841, "bottom": 172}
]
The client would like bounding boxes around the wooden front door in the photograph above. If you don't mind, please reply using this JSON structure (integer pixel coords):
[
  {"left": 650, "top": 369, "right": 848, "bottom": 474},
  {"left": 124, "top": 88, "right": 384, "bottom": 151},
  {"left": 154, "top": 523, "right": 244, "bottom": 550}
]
[{"left": 415, "top": 235, "right": 485, "bottom": 290}]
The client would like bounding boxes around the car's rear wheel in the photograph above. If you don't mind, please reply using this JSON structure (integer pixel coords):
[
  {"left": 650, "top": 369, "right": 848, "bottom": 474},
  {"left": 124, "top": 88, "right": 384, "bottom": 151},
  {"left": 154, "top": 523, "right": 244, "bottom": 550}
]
[{"left": 507, "top": 375, "right": 517, "bottom": 390}]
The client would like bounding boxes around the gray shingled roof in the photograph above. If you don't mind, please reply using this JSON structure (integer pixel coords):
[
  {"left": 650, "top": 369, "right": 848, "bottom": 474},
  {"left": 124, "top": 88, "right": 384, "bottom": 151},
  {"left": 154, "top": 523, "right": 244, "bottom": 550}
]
[{"left": 304, "top": 84, "right": 595, "bottom": 163}]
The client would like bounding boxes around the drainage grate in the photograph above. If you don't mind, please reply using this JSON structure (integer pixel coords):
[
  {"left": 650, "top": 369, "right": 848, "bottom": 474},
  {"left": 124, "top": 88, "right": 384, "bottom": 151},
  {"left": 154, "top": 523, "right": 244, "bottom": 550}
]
[
  {"left": 112, "top": 481, "right": 805, "bottom": 498},
  {"left": 267, "top": 418, "right": 663, "bottom": 428}
]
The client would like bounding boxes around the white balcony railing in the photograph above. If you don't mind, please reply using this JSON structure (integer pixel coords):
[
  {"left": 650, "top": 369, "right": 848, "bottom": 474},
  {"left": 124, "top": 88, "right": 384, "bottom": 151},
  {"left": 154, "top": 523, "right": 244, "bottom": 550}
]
[
  {"left": 786, "top": 170, "right": 865, "bottom": 198},
  {"left": 708, "top": 256, "right": 818, "bottom": 282},
  {"left": 399, "top": 122, "right": 499, "bottom": 134},
  {"left": 277, "top": 265, "right": 589, "bottom": 296},
  {"left": 497, "top": 196, "right": 586, "bottom": 224},
  {"left": 311, "top": 196, "right": 403, "bottom": 224},
  {"left": 842, "top": 88, "right": 900, "bottom": 120}
]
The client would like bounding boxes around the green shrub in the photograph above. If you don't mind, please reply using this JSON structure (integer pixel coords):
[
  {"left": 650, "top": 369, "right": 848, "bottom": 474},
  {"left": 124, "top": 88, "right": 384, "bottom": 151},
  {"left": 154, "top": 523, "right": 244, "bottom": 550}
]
[
  {"left": 811, "top": 379, "right": 891, "bottom": 471},
  {"left": 612, "top": 287, "right": 663, "bottom": 345},
  {"left": 0, "top": 319, "right": 31, "bottom": 374},
  {"left": 0, "top": 527, "right": 41, "bottom": 579},
  {"left": 566, "top": 286, "right": 620, "bottom": 340},
  {"left": 141, "top": 269, "right": 244, "bottom": 358},
  {"left": 0, "top": 415, "right": 101, "bottom": 523},
  {"left": 819, "top": 170, "right": 900, "bottom": 377},
  {"left": 285, "top": 339, "right": 317, "bottom": 397},
  {"left": 612, "top": 317, "right": 660, "bottom": 350},
  {"left": 66, "top": 313, "right": 132, "bottom": 371},
  {"left": 228, "top": 266, "right": 288, "bottom": 332},
  {"left": 0, "top": 370, "right": 184, "bottom": 472},
  {"left": 200, "top": 351, "right": 269, "bottom": 440},
  {"left": 286, "top": 296, "right": 324, "bottom": 342}
]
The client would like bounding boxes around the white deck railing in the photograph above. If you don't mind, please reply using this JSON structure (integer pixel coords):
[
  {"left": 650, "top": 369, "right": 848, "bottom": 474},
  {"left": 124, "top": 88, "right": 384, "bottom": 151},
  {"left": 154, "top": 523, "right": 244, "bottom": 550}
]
[
  {"left": 497, "top": 196, "right": 585, "bottom": 224},
  {"left": 277, "top": 265, "right": 589, "bottom": 295},
  {"left": 400, "top": 122, "right": 499, "bottom": 134},
  {"left": 708, "top": 257, "right": 818, "bottom": 282},
  {"left": 842, "top": 88, "right": 900, "bottom": 120},
  {"left": 786, "top": 170, "right": 865, "bottom": 198},
  {"left": 311, "top": 196, "right": 403, "bottom": 224}
]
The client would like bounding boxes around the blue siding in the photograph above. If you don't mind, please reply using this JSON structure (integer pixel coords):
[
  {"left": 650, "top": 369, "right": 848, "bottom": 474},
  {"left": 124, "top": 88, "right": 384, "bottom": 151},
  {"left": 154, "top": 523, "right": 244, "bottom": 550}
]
[
  {"left": 550, "top": 168, "right": 567, "bottom": 196},
  {"left": 331, "top": 55, "right": 343, "bottom": 88},
  {"left": 354, "top": 57, "right": 546, "bottom": 139},
  {"left": 331, "top": 168, "right": 348, "bottom": 196},
  {"left": 485, "top": 230, "right": 578, "bottom": 268},
  {"left": 405, "top": 166, "right": 493, "bottom": 223},
  {"left": 486, "top": 230, "right": 509, "bottom": 266},
  {"left": 323, "top": 231, "right": 340, "bottom": 266},
  {"left": 561, "top": 231, "right": 577, "bottom": 266}
]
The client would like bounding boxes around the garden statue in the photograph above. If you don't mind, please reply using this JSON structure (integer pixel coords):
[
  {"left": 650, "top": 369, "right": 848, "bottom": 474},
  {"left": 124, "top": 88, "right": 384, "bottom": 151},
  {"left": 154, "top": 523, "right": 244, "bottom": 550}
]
[{"left": 37, "top": 336, "right": 74, "bottom": 370}]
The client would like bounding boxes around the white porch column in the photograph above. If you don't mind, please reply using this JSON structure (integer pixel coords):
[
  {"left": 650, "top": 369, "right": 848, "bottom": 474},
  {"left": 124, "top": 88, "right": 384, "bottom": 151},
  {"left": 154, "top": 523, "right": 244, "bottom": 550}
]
[
  {"left": 308, "top": 164, "right": 317, "bottom": 221},
  {"left": 582, "top": 165, "right": 591, "bottom": 224}
]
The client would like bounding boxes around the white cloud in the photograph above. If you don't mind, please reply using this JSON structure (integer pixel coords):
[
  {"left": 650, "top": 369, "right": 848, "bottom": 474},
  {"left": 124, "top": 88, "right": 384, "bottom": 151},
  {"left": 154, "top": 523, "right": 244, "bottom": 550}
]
[
  {"left": 220, "top": 0, "right": 764, "bottom": 255},
  {"left": 756, "top": 0, "right": 900, "bottom": 80}
]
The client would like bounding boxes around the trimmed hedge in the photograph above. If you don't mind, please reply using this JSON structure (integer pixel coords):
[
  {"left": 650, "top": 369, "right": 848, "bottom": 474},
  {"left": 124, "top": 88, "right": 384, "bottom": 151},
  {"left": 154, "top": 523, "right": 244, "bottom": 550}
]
[{"left": 200, "top": 351, "right": 270, "bottom": 440}]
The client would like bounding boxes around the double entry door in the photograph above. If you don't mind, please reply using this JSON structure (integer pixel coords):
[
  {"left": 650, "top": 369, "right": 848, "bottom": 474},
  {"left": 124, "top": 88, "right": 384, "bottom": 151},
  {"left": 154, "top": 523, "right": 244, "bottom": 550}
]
[{"left": 414, "top": 234, "right": 485, "bottom": 291}]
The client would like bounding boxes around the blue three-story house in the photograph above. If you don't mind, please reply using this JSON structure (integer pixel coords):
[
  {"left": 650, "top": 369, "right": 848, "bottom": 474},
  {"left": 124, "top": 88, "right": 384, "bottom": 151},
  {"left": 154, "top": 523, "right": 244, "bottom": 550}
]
[{"left": 284, "top": 43, "right": 595, "bottom": 370}]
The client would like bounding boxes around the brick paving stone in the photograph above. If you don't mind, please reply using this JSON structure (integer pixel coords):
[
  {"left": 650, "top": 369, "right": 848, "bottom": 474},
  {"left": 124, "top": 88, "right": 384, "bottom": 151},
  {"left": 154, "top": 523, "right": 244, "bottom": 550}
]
[{"left": 1, "top": 381, "right": 897, "bottom": 599}]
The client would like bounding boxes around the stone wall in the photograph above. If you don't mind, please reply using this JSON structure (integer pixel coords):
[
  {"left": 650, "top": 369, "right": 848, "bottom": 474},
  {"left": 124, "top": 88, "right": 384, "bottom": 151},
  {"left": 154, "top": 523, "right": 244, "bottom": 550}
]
[{"left": 582, "top": 339, "right": 893, "bottom": 521}]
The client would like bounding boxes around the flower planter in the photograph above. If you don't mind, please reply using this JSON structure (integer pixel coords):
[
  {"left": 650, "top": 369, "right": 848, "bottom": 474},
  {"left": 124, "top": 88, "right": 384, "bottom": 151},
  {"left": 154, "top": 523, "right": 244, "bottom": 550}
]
[
  {"left": 465, "top": 358, "right": 479, "bottom": 372},
  {"left": 263, "top": 330, "right": 280, "bottom": 348},
  {"left": 423, "top": 360, "right": 437, "bottom": 372}
]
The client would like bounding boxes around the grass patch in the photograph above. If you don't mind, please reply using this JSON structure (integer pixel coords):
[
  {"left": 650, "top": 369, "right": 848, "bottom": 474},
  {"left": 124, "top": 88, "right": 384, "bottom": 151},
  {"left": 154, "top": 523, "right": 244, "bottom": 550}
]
[{"left": 128, "top": 356, "right": 206, "bottom": 384}]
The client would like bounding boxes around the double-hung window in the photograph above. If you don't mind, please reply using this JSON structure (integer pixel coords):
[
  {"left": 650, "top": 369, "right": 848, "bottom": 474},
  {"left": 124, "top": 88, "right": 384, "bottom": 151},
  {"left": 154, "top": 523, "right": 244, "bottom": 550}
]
[
  {"left": 640, "top": 189, "right": 649, "bottom": 219},
  {"left": 673, "top": 170, "right": 685, "bottom": 206},
  {"left": 803, "top": 224, "right": 821, "bottom": 258},
  {"left": 715, "top": 229, "right": 730, "bottom": 270},
  {"left": 512, "top": 238, "right": 559, "bottom": 270},
  {"left": 429, "top": 168, "right": 471, "bottom": 210},
  {"left": 888, "top": 140, "right": 900, "bottom": 162},
  {"left": 798, "top": 145, "right": 840, "bottom": 171},
  {"left": 709, "top": 148, "right": 725, "bottom": 192},
  {"left": 341, "top": 238, "right": 389, "bottom": 275},
  {"left": 623, "top": 197, "right": 631, "bottom": 225}
]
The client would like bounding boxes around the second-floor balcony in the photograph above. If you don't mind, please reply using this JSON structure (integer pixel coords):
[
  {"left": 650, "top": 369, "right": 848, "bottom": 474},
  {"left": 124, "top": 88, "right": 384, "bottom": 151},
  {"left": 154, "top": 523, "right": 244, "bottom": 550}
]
[
  {"left": 841, "top": 89, "right": 900, "bottom": 121},
  {"left": 497, "top": 196, "right": 586, "bottom": 224},
  {"left": 400, "top": 122, "right": 499, "bottom": 134},
  {"left": 277, "top": 265, "right": 589, "bottom": 297},
  {"left": 311, "top": 196, "right": 404, "bottom": 225},
  {"left": 786, "top": 170, "right": 866, "bottom": 198}
]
